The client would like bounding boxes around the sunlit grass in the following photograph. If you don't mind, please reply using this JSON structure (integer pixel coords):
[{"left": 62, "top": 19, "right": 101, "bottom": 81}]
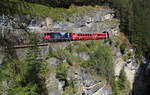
[{"left": 0, "top": 0, "right": 99, "bottom": 21}]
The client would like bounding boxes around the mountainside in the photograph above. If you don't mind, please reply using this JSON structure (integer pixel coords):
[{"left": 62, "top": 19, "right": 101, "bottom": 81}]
[
  {"left": 0, "top": 0, "right": 150, "bottom": 95},
  {"left": 0, "top": 6, "right": 138, "bottom": 95}
]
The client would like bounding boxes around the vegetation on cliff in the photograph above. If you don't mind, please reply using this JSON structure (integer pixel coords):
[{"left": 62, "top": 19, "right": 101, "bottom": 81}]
[
  {"left": 0, "top": 0, "right": 99, "bottom": 21},
  {"left": 0, "top": 35, "right": 48, "bottom": 95},
  {"left": 112, "top": 67, "right": 130, "bottom": 95},
  {"left": 45, "top": 40, "right": 115, "bottom": 94},
  {"left": 1, "top": 0, "right": 150, "bottom": 95}
]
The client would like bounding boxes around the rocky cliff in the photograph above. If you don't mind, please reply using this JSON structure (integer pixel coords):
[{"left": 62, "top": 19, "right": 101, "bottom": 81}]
[{"left": 0, "top": 7, "right": 139, "bottom": 95}]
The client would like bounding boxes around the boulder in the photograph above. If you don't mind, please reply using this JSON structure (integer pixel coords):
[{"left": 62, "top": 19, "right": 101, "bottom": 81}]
[{"left": 46, "top": 58, "right": 60, "bottom": 65}]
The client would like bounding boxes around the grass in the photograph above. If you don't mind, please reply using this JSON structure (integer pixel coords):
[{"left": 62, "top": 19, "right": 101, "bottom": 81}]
[
  {"left": 56, "top": 63, "right": 69, "bottom": 81},
  {"left": 0, "top": 0, "right": 99, "bottom": 21},
  {"left": 80, "top": 41, "right": 114, "bottom": 82},
  {"left": 112, "top": 67, "right": 131, "bottom": 95}
]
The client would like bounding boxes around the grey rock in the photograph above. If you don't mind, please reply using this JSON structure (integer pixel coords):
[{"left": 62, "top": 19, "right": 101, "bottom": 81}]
[
  {"left": 46, "top": 58, "right": 60, "bottom": 65},
  {"left": 53, "top": 21, "right": 74, "bottom": 29},
  {"left": 58, "top": 81, "right": 65, "bottom": 90},
  {"left": 92, "top": 85, "right": 112, "bottom": 95},
  {"left": 72, "top": 52, "right": 78, "bottom": 57},
  {"left": 78, "top": 52, "right": 90, "bottom": 60}
]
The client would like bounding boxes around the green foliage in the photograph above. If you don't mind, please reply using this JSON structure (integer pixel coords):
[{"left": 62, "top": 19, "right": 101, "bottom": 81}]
[
  {"left": 120, "top": 43, "right": 127, "bottom": 51},
  {"left": 120, "top": 43, "right": 127, "bottom": 54},
  {"left": 82, "top": 41, "right": 114, "bottom": 83},
  {"left": 63, "top": 79, "right": 77, "bottom": 95},
  {"left": 0, "top": 0, "right": 98, "bottom": 21},
  {"left": 0, "top": 35, "right": 48, "bottom": 95},
  {"left": 52, "top": 49, "right": 70, "bottom": 60},
  {"left": 56, "top": 63, "right": 69, "bottom": 81},
  {"left": 38, "top": 62, "right": 48, "bottom": 79},
  {"left": 117, "top": 67, "right": 129, "bottom": 90},
  {"left": 8, "top": 84, "right": 38, "bottom": 95},
  {"left": 76, "top": 43, "right": 89, "bottom": 53},
  {"left": 111, "top": 80, "right": 119, "bottom": 95},
  {"left": 112, "top": 67, "right": 130, "bottom": 95},
  {"left": 47, "top": 47, "right": 54, "bottom": 58}
]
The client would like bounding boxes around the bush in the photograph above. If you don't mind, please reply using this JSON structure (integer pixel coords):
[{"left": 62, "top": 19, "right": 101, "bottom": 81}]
[
  {"left": 120, "top": 43, "right": 127, "bottom": 54},
  {"left": 82, "top": 42, "right": 114, "bottom": 83},
  {"left": 56, "top": 63, "right": 69, "bottom": 81},
  {"left": 63, "top": 79, "right": 77, "bottom": 95},
  {"left": 117, "top": 67, "right": 130, "bottom": 91},
  {"left": 112, "top": 67, "right": 130, "bottom": 95}
]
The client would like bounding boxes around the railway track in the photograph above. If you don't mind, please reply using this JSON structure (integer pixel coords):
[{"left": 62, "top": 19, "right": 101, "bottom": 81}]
[
  {"left": 12, "top": 41, "right": 72, "bottom": 49},
  {"left": 5, "top": 37, "right": 105, "bottom": 49},
  {"left": 13, "top": 43, "right": 49, "bottom": 48}
]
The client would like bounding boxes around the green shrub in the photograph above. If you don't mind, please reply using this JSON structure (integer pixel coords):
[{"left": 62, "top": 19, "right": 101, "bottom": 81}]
[
  {"left": 76, "top": 44, "right": 89, "bottom": 53},
  {"left": 120, "top": 43, "right": 127, "bottom": 54},
  {"left": 63, "top": 78, "right": 78, "bottom": 95},
  {"left": 7, "top": 84, "right": 38, "bottom": 95},
  {"left": 51, "top": 49, "right": 70, "bottom": 60},
  {"left": 82, "top": 42, "right": 114, "bottom": 83},
  {"left": 112, "top": 67, "right": 130, "bottom": 95},
  {"left": 56, "top": 63, "right": 69, "bottom": 81},
  {"left": 118, "top": 67, "right": 130, "bottom": 91}
]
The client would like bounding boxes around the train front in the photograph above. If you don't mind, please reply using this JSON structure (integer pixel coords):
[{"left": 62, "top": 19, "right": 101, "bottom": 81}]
[{"left": 43, "top": 32, "right": 71, "bottom": 41}]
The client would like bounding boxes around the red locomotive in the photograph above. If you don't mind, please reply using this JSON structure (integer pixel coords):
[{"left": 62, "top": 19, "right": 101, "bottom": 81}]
[{"left": 43, "top": 32, "right": 109, "bottom": 41}]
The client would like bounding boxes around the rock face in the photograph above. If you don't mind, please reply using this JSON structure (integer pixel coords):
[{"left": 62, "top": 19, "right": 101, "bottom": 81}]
[
  {"left": 46, "top": 63, "right": 112, "bottom": 95},
  {"left": 112, "top": 33, "right": 139, "bottom": 88},
  {"left": 0, "top": 7, "right": 137, "bottom": 95},
  {"left": 92, "top": 85, "right": 111, "bottom": 95},
  {"left": 0, "top": 8, "right": 119, "bottom": 45}
]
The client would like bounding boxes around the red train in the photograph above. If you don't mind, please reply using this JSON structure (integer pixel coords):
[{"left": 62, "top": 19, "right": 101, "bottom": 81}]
[{"left": 43, "top": 32, "right": 109, "bottom": 41}]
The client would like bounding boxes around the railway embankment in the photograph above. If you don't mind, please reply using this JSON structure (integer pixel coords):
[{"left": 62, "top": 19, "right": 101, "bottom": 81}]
[{"left": 0, "top": 6, "right": 138, "bottom": 95}]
